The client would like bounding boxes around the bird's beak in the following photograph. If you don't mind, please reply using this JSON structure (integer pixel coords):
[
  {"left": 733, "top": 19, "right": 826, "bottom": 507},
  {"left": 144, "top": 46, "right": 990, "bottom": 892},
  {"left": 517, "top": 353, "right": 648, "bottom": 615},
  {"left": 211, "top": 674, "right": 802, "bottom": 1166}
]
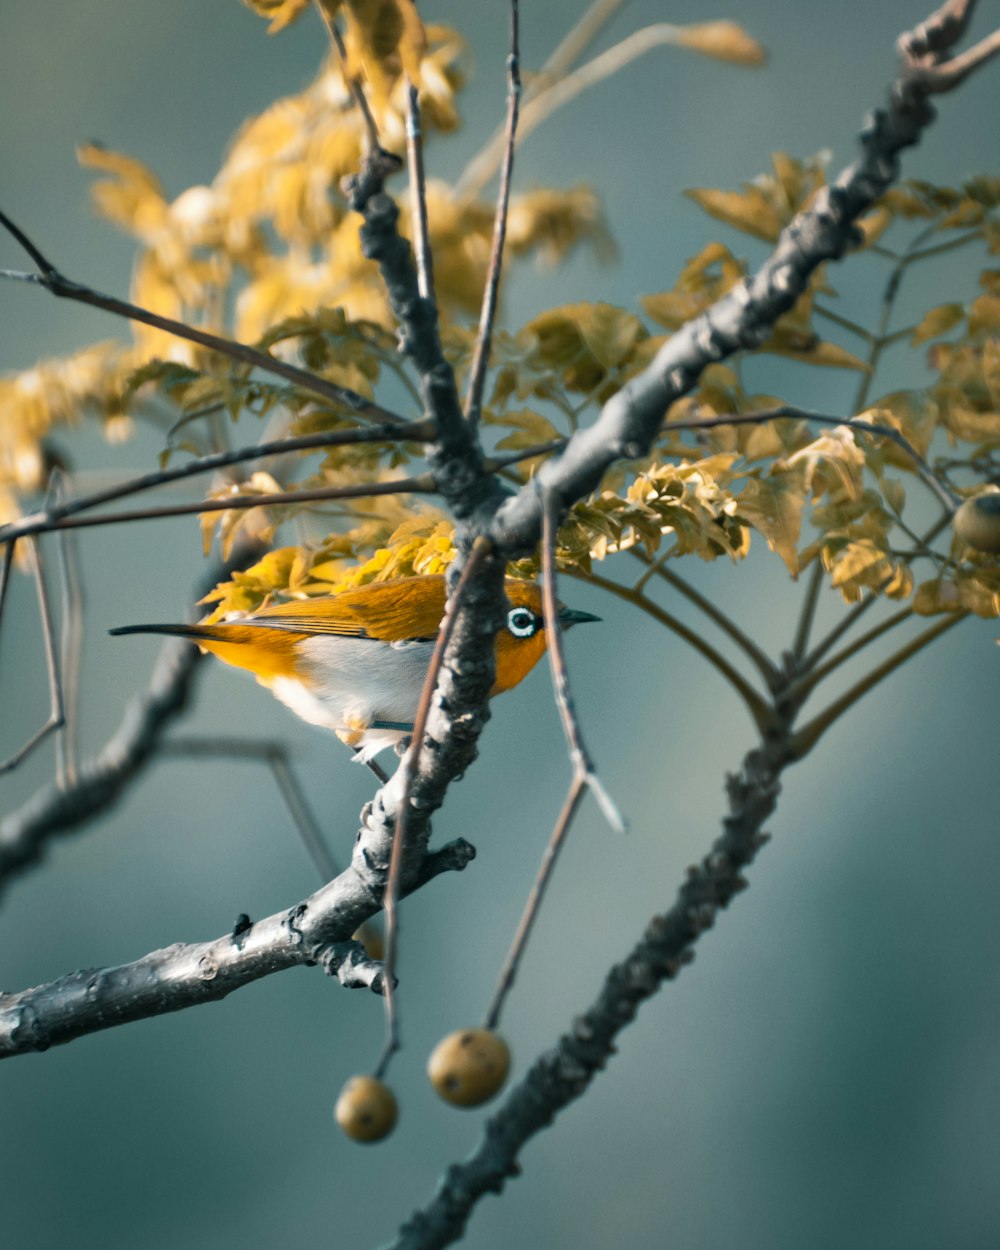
[{"left": 557, "top": 605, "right": 601, "bottom": 629}]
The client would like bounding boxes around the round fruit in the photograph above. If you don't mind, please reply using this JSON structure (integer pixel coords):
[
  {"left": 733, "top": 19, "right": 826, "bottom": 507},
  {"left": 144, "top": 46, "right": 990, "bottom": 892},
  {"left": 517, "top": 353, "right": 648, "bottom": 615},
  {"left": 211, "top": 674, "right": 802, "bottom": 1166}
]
[
  {"left": 427, "top": 1029, "right": 511, "bottom": 1107},
  {"left": 953, "top": 488, "right": 1000, "bottom": 553},
  {"left": 334, "top": 1075, "right": 397, "bottom": 1143}
]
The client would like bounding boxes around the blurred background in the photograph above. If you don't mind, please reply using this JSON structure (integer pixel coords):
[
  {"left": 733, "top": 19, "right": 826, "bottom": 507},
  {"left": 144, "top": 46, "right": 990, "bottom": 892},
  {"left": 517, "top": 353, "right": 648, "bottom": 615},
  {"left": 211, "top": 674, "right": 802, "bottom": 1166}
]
[{"left": 1, "top": 2, "right": 998, "bottom": 1247}]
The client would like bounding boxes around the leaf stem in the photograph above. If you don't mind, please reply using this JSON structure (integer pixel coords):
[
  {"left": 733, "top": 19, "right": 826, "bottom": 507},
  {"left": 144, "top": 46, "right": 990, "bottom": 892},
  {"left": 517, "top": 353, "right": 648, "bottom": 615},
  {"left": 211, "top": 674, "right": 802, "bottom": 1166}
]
[
  {"left": 569, "top": 566, "right": 774, "bottom": 732},
  {"left": 630, "top": 549, "right": 778, "bottom": 685},
  {"left": 791, "top": 562, "right": 825, "bottom": 665},
  {"left": 464, "top": 0, "right": 521, "bottom": 428},
  {"left": 789, "top": 605, "right": 913, "bottom": 699},
  {"left": 791, "top": 611, "right": 966, "bottom": 758}
]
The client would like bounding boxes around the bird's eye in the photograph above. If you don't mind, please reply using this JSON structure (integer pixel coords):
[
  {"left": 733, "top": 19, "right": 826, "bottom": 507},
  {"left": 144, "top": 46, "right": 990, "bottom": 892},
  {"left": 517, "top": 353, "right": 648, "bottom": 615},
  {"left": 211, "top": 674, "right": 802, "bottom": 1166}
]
[{"left": 507, "top": 607, "right": 538, "bottom": 638}]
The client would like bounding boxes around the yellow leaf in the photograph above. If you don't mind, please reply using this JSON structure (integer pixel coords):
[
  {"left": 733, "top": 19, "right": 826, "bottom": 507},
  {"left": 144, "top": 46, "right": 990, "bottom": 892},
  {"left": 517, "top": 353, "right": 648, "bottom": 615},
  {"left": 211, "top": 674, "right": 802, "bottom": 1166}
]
[
  {"left": 343, "top": 0, "right": 426, "bottom": 108},
  {"left": 828, "top": 540, "right": 886, "bottom": 589},
  {"left": 736, "top": 477, "right": 804, "bottom": 573},
  {"left": 762, "top": 327, "right": 869, "bottom": 370},
  {"left": 779, "top": 427, "right": 866, "bottom": 500},
  {"left": 241, "top": 0, "right": 311, "bottom": 34},
  {"left": 640, "top": 290, "right": 701, "bottom": 330},
  {"left": 968, "top": 294, "right": 1000, "bottom": 337},
  {"left": 913, "top": 578, "right": 963, "bottom": 615},
  {"left": 78, "top": 143, "right": 167, "bottom": 239},
  {"left": 684, "top": 186, "right": 783, "bottom": 242},
  {"left": 673, "top": 21, "right": 767, "bottom": 66},
  {"left": 520, "top": 303, "right": 647, "bottom": 394},
  {"left": 744, "top": 422, "right": 785, "bottom": 460},
  {"left": 911, "top": 303, "right": 965, "bottom": 345},
  {"left": 957, "top": 568, "right": 1000, "bottom": 618},
  {"left": 854, "top": 206, "right": 894, "bottom": 248}
]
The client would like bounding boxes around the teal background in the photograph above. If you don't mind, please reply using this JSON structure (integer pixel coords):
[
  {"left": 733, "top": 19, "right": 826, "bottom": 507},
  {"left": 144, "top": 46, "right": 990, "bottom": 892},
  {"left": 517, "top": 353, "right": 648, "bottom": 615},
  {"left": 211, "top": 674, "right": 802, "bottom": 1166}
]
[{"left": 1, "top": 3, "right": 999, "bottom": 1248}]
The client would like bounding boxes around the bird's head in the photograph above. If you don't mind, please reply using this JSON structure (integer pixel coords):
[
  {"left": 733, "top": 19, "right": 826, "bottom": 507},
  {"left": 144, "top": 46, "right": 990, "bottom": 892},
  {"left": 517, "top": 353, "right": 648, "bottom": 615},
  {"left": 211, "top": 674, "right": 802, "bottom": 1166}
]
[{"left": 492, "top": 579, "right": 600, "bottom": 694}]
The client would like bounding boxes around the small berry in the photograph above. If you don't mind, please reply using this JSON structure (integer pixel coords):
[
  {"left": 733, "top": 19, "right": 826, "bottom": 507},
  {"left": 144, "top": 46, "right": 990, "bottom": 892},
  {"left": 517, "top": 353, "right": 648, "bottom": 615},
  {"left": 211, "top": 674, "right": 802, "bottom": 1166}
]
[
  {"left": 953, "top": 488, "right": 1000, "bottom": 553},
  {"left": 427, "top": 1029, "right": 511, "bottom": 1107},
  {"left": 334, "top": 1075, "right": 397, "bottom": 1143}
]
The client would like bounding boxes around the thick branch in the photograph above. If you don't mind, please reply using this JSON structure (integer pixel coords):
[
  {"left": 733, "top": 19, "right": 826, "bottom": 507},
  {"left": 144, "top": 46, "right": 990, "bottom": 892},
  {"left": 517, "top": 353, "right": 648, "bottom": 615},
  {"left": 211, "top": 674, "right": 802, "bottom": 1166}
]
[
  {"left": 342, "top": 155, "right": 509, "bottom": 529},
  {"left": 389, "top": 708, "right": 793, "bottom": 1249},
  {"left": 488, "top": 21, "right": 987, "bottom": 555},
  {"left": 0, "top": 837, "right": 475, "bottom": 1057}
]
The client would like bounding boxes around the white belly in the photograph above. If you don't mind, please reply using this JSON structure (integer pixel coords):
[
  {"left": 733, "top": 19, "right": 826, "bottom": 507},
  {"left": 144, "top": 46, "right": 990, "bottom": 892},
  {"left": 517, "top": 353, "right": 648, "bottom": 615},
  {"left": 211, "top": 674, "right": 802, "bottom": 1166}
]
[{"left": 270, "top": 637, "right": 435, "bottom": 760}]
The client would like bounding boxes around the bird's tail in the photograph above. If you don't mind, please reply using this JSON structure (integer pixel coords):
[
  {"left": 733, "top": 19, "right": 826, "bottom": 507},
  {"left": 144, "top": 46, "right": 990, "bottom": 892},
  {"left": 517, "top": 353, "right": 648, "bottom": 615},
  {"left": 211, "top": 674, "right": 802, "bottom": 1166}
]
[
  {"left": 109, "top": 623, "right": 224, "bottom": 641},
  {"left": 109, "top": 620, "right": 300, "bottom": 683}
]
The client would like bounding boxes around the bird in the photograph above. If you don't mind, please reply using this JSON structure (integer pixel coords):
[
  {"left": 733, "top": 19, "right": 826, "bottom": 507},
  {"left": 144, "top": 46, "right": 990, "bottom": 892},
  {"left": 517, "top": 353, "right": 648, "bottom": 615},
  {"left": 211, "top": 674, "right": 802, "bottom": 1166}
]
[{"left": 110, "top": 575, "right": 599, "bottom": 761}]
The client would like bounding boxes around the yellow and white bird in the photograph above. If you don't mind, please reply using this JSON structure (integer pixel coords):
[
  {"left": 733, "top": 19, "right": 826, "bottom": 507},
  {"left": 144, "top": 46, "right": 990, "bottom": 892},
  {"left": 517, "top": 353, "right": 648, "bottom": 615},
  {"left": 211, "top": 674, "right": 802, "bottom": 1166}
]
[{"left": 111, "top": 575, "right": 599, "bottom": 761}]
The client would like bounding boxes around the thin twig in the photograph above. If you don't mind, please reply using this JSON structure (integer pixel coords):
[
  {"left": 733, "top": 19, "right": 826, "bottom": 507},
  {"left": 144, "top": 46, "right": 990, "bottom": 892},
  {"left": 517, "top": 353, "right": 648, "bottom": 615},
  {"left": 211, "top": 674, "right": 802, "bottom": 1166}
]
[
  {"left": 313, "top": 0, "right": 382, "bottom": 153},
  {"left": 905, "top": 228, "right": 983, "bottom": 263},
  {"left": 464, "top": 0, "right": 521, "bottom": 428},
  {"left": 813, "top": 304, "right": 875, "bottom": 341},
  {"left": 160, "top": 736, "right": 339, "bottom": 881},
  {"left": 791, "top": 563, "right": 825, "bottom": 665},
  {"left": 803, "top": 589, "right": 882, "bottom": 670},
  {"left": 0, "top": 209, "right": 403, "bottom": 426},
  {"left": 791, "top": 610, "right": 967, "bottom": 758},
  {"left": 405, "top": 81, "right": 435, "bottom": 301},
  {"left": 569, "top": 566, "right": 774, "bottom": 733},
  {"left": 484, "top": 778, "right": 586, "bottom": 1032},
  {"left": 665, "top": 406, "right": 959, "bottom": 513},
  {"left": 541, "top": 0, "right": 631, "bottom": 86},
  {"left": 851, "top": 217, "right": 948, "bottom": 415},
  {"left": 0, "top": 539, "right": 65, "bottom": 775},
  {"left": 538, "top": 493, "right": 622, "bottom": 829},
  {"left": 788, "top": 605, "right": 914, "bottom": 699},
  {"left": 482, "top": 489, "right": 623, "bottom": 1031},
  {"left": 0, "top": 418, "right": 431, "bottom": 546},
  {"left": 5, "top": 473, "right": 436, "bottom": 540},
  {"left": 374, "top": 537, "right": 494, "bottom": 1080},
  {"left": 456, "top": 0, "right": 626, "bottom": 196},
  {"left": 460, "top": 22, "right": 762, "bottom": 201},
  {"left": 631, "top": 549, "right": 778, "bottom": 686},
  {"left": 51, "top": 473, "right": 84, "bottom": 788},
  {"left": 0, "top": 540, "right": 14, "bottom": 653}
]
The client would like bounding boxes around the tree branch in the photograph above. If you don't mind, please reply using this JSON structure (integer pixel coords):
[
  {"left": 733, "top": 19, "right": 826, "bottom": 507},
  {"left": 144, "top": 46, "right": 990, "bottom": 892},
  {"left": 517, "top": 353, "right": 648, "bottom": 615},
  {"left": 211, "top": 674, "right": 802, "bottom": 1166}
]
[
  {"left": 0, "top": 638, "right": 200, "bottom": 890},
  {"left": 0, "top": 208, "right": 405, "bottom": 426},
  {"left": 0, "top": 835, "right": 475, "bottom": 1057},
  {"left": 0, "top": 538, "right": 65, "bottom": 775},
  {"left": 5, "top": 473, "right": 436, "bottom": 539},
  {"left": 463, "top": 1, "right": 521, "bottom": 428},
  {"left": 0, "top": 419, "right": 432, "bottom": 546},
  {"left": 488, "top": 15, "right": 992, "bottom": 555},
  {"left": 388, "top": 699, "right": 794, "bottom": 1250}
]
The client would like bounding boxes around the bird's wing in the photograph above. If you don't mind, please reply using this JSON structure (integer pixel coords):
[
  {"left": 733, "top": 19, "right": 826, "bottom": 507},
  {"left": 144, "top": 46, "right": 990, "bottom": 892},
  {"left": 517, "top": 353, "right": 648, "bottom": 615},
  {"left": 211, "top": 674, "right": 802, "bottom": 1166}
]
[{"left": 243, "top": 575, "right": 447, "bottom": 642}]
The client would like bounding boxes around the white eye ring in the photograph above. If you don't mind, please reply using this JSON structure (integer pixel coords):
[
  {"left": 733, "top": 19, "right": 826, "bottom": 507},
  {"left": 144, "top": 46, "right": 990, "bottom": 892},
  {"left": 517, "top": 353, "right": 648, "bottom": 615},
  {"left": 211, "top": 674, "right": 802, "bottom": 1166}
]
[{"left": 507, "top": 607, "right": 537, "bottom": 638}]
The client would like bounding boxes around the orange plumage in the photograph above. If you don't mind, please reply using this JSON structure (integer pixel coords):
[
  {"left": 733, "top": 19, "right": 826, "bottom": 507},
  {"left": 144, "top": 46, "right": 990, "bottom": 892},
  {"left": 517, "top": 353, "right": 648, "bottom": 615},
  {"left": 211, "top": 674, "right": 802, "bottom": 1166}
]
[{"left": 111, "top": 575, "right": 598, "bottom": 760}]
